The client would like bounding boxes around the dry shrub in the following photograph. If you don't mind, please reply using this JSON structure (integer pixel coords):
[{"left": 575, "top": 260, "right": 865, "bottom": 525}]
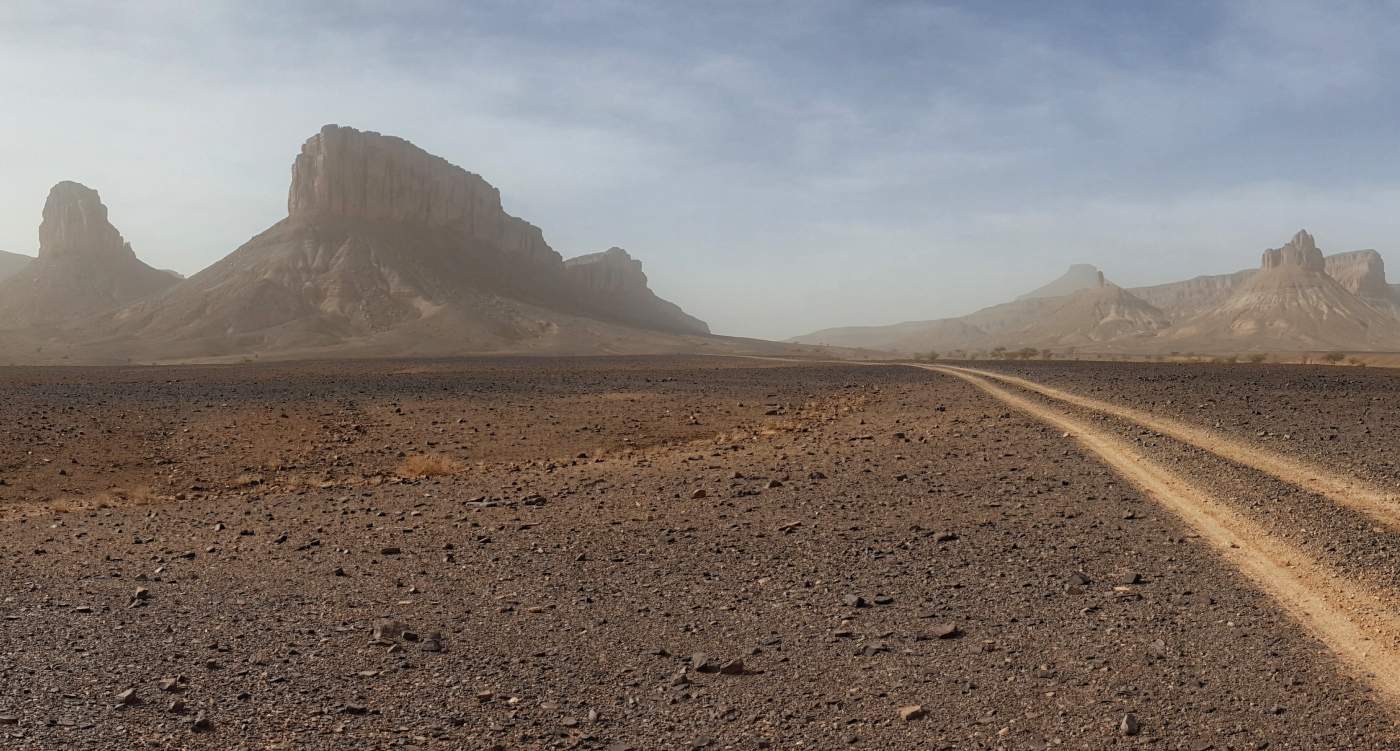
[
  {"left": 396, "top": 453, "right": 465, "bottom": 478},
  {"left": 88, "top": 486, "right": 160, "bottom": 508},
  {"left": 232, "top": 473, "right": 265, "bottom": 488}
]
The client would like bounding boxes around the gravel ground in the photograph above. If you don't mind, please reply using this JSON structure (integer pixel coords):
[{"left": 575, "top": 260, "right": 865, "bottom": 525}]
[
  {"left": 976, "top": 360, "right": 1400, "bottom": 492},
  {"left": 0, "top": 356, "right": 1396, "bottom": 749}
]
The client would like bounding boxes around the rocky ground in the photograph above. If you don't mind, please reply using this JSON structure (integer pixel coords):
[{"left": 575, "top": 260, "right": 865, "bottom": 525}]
[{"left": 1, "top": 356, "right": 1398, "bottom": 749}]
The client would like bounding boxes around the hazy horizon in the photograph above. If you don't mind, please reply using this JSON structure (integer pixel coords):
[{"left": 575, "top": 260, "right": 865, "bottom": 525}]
[{"left": 6, "top": 1, "right": 1400, "bottom": 340}]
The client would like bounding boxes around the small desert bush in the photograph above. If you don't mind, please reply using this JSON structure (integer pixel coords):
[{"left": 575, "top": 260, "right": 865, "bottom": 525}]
[
  {"left": 1321, "top": 352, "right": 1347, "bottom": 364},
  {"left": 395, "top": 453, "right": 465, "bottom": 478},
  {"left": 1247, "top": 353, "right": 1268, "bottom": 364},
  {"left": 104, "top": 486, "right": 160, "bottom": 506},
  {"left": 232, "top": 473, "right": 265, "bottom": 488}
]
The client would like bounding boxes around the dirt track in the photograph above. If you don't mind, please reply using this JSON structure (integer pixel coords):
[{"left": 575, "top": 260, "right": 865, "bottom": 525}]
[
  {"left": 941, "top": 364, "right": 1400, "bottom": 530},
  {"left": 926, "top": 364, "right": 1400, "bottom": 709},
  {"left": 2, "top": 356, "right": 1400, "bottom": 749}
]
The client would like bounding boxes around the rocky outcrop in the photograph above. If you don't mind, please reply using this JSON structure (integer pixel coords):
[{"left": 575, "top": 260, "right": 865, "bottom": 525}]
[
  {"left": 1017, "top": 283, "right": 1169, "bottom": 345},
  {"left": 0, "top": 250, "right": 31, "bottom": 283},
  {"left": 1164, "top": 230, "right": 1400, "bottom": 351},
  {"left": 1325, "top": 249, "right": 1392, "bottom": 300},
  {"left": 38, "top": 182, "right": 131, "bottom": 260},
  {"left": 1261, "top": 229, "right": 1325, "bottom": 271},
  {"left": 793, "top": 228, "right": 1400, "bottom": 354},
  {"left": 1127, "top": 238, "right": 1395, "bottom": 322},
  {"left": 1129, "top": 270, "right": 1255, "bottom": 320},
  {"left": 0, "top": 182, "right": 177, "bottom": 328},
  {"left": 565, "top": 247, "right": 648, "bottom": 296},
  {"left": 89, "top": 125, "right": 707, "bottom": 358},
  {"left": 564, "top": 248, "right": 709, "bottom": 335},
  {"left": 288, "top": 125, "right": 562, "bottom": 272}
]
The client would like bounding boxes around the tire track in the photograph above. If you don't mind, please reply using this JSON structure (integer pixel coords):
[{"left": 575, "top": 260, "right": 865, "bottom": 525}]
[
  {"left": 921, "top": 365, "right": 1400, "bottom": 706},
  {"left": 929, "top": 364, "right": 1400, "bottom": 532}
]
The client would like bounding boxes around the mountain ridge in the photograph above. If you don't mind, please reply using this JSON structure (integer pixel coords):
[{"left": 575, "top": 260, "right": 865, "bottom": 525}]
[
  {"left": 792, "top": 229, "right": 1400, "bottom": 354},
  {"left": 0, "top": 125, "right": 727, "bottom": 362}
]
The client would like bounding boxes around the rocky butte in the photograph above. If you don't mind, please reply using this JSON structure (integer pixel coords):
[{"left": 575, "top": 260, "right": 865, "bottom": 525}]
[
  {"left": 1323, "top": 248, "right": 1400, "bottom": 314},
  {"left": 1159, "top": 230, "right": 1400, "bottom": 351},
  {"left": 0, "top": 181, "right": 177, "bottom": 328},
  {"left": 93, "top": 125, "right": 708, "bottom": 359},
  {"left": 563, "top": 247, "right": 708, "bottom": 336},
  {"left": 793, "top": 228, "right": 1400, "bottom": 354}
]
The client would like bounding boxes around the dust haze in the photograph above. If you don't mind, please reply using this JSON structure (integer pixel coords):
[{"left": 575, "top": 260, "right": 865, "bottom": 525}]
[{"left": 7, "top": 3, "right": 1400, "bottom": 749}]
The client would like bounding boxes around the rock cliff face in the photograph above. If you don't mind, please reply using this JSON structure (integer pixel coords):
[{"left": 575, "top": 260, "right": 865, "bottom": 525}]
[
  {"left": 1325, "top": 249, "right": 1393, "bottom": 300},
  {"left": 793, "top": 228, "right": 1400, "bottom": 354},
  {"left": 1165, "top": 230, "right": 1400, "bottom": 351},
  {"left": 1261, "top": 230, "right": 1326, "bottom": 271},
  {"left": 39, "top": 182, "right": 130, "bottom": 260},
  {"left": 0, "top": 250, "right": 31, "bottom": 283},
  {"left": 564, "top": 248, "right": 709, "bottom": 335},
  {"left": 288, "top": 126, "right": 562, "bottom": 273},
  {"left": 0, "top": 182, "right": 177, "bottom": 327},
  {"left": 1128, "top": 270, "right": 1255, "bottom": 320},
  {"left": 95, "top": 125, "right": 707, "bottom": 358}
]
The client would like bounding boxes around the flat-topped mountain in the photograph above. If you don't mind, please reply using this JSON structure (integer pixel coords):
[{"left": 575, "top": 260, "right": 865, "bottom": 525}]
[
  {"left": 77, "top": 125, "right": 711, "bottom": 360},
  {"left": 793, "top": 229, "right": 1400, "bottom": 354},
  {"left": 1323, "top": 249, "right": 1400, "bottom": 316},
  {"left": 563, "top": 247, "right": 708, "bottom": 335},
  {"left": 1165, "top": 231, "right": 1400, "bottom": 351},
  {"left": 0, "top": 182, "right": 177, "bottom": 327}
]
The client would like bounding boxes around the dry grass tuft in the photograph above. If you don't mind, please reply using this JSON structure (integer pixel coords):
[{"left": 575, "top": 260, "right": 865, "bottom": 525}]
[
  {"left": 99, "top": 486, "right": 161, "bottom": 507},
  {"left": 232, "top": 473, "right": 265, "bottom": 488},
  {"left": 395, "top": 453, "right": 466, "bottom": 478}
]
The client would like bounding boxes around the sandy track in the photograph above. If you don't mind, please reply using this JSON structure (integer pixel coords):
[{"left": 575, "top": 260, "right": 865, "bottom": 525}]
[
  {"left": 923, "top": 365, "right": 1400, "bottom": 706},
  {"left": 937, "top": 364, "right": 1400, "bottom": 531}
]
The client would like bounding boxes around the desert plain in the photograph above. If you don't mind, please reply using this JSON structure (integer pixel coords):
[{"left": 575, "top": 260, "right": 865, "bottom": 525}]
[{"left": 3, "top": 355, "right": 1400, "bottom": 749}]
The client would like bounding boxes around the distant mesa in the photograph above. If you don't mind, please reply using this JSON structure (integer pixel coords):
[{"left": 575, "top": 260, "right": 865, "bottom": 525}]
[
  {"left": 793, "top": 228, "right": 1400, "bottom": 354},
  {"left": 0, "top": 125, "right": 716, "bottom": 362},
  {"left": 0, "top": 182, "right": 177, "bottom": 327},
  {"left": 563, "top": 247, "right": 708, "bottom": 335},
  {"left": 1015, "top": 281, "right": 1168, "bottom": 345},
  {"left": 1325, "top": 248, "right": 1393, "bottom": 302},
  {"left": 1016, "top": 263, "right": 1103, "bottom": 300},
  {"left": 1166, "top": 230, "right": 1400, "bottom": 351}
]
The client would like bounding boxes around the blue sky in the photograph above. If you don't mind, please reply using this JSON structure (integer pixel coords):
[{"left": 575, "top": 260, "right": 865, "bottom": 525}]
[{"left": 4, "top": 0, "right": 1400, "bottom": 338}]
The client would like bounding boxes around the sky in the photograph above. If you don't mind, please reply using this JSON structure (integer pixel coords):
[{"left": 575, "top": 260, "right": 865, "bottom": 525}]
[{"left": 4, "top": 1, "right": 1400, "bottom": 340}]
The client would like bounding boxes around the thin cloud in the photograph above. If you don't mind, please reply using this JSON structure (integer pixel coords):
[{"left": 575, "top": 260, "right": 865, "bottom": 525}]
[{"left": 2, "top": 1, "right": 1398, "bottom": 340}]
